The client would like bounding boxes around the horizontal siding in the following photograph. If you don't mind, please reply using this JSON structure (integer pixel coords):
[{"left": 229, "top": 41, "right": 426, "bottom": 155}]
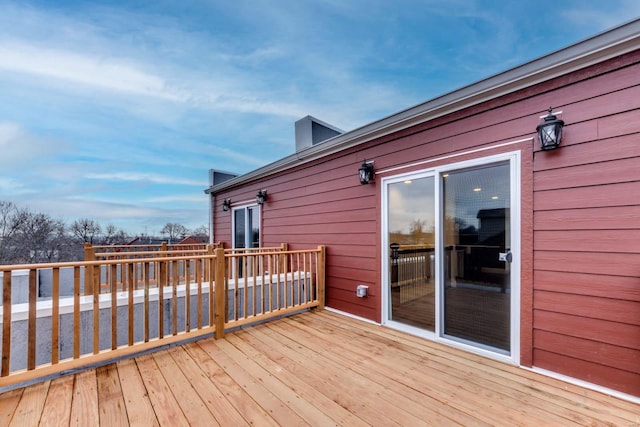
[
  {"left": 534, "top": 311, "right": 640, "bottom": 351},
  {"left": 534, "top": 181, "right": 640, "bottom": 210},
  {"left": 534, "top": 156, "right": 640, "bottom": 191},
  {"left": 534, "top": 230, "right": 640, "bottom": 253},
  {"left": 534, "top": 290, "right": 640, "bottom": 326},
  {"left": 534, "top": 251, "right": 640, "bottom": 276},
  {"left": 533, "top": 349, "right": 640, "bottom": 397},
  {"left": 534, "top": 270, "right": 640, "bottom": 302},
  {"left": 534, "top": 205, "right": 640, "bottom": 230},
  {"left": 532, "top": 63, "right": 640, "bottom": 396},
  {"left": 534, "top": 330, "right": 640, "bottom": 375}
]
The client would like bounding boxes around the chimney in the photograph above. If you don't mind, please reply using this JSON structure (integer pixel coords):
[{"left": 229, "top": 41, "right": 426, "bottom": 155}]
[{"left": 295, "top": 115, "right": 343, "bottom": 152}]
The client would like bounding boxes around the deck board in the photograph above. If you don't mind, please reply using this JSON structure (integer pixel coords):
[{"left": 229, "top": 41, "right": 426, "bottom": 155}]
[
  {"left": 2, "top": 310, "right": 639, "bottom": 426},
  {"left": 39, "top": 375, "right": 74, "bottom": 426}
]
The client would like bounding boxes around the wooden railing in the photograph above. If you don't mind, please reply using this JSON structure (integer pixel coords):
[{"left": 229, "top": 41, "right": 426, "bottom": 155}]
[
  {"left": 0, "top": 245, "right": 325, "bottom": 388},
  {"left": 90, "top": 242, "right": 211, "bottom": 253}
]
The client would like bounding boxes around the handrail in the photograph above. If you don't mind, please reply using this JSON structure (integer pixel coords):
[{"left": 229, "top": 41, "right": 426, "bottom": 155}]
[{"left": 0, "top": 245, "right": 326, "bottom": 388}]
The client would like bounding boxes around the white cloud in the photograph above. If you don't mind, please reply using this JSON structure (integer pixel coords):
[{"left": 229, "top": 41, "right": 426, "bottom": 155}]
[
  {"left": 85, "top": 172, "right": 204, "bottom": 187},
  {"left": 0, "top": 121, "right": 61, "bottom": 169},
  {"left": 145, "top": 195, "right": 208, "bottom": 203},
  {"left": 0, "top": 42, "right": 185, "bottom": 102}
]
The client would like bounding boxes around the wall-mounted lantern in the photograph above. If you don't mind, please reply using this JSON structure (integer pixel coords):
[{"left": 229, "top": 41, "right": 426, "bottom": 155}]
[
  {"left": 256, "top": 190, "right": 268, "bottom": 205},
  {"left": 536, "top": 107, "right": 565, "bottom": 151},
  {"left": 359, "top": 160, "right": 375, "bottom": 185},
  {"left": 222, "top": 198, "right": 232, "bottom": 211}
]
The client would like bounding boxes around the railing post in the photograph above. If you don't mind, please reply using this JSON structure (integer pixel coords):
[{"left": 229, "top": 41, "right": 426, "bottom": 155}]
[
  {"left": 84, "top": 242, "right": 95, "bottom": 262},
  {"left": 317, "top": 245, "right": 326, "bottom": 310},
  {"left": 214, "top": 247, "right": 226, "bottom": 339}
]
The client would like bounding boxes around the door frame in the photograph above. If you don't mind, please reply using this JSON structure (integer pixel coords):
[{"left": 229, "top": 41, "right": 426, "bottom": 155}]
[{"left": 381, "top": 150, "right": 521, "bottom": 365}]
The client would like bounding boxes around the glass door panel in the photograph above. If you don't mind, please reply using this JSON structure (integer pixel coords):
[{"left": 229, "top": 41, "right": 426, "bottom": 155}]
[
  {"left": 442, "top": 162, "right": 511, "bottom": 352},
  {"left": 387, "top": 176, "right": 436, "bottom": 331}
]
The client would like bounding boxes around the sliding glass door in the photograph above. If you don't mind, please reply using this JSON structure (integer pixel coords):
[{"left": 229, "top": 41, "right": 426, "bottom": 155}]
[
  {"left": 383, "top": 155, "right": 517, "bottom": 358},
  {"left": 386, "top": 175, "right": 436, "bottom": 331},
  {"left": 442, "top": 162, "right": 511, "bottom": 353}
]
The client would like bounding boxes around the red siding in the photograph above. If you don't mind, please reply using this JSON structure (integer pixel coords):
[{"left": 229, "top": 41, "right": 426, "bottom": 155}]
[
  {"left": 531, "top": 56, "right": 640, "bottom": 396},
  {"left": 212, "top": 48, "right": 640, "bottom": 396}
]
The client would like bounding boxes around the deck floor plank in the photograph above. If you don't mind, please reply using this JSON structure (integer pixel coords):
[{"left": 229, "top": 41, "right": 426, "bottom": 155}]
[
  {"left": 166, "top": 346, "right": 248, "bottom": 426},
  {"left": 183, "top": 342, "right": 280, "bottom": 426},
  {"left": 269, "top": 316, "right": 498, "bottom": 426},
  {"left": 228, "top": 330, "right": 372, "bottom": 427},
  {"left": 150, "top": 349, "right": 220, "bottom": 426},
  {"left": 269, "top": 317, "right": 496, "bottom": 426},
  {"left": 196, "top": 338, "right": 310, "bottom": 426},
  {"left": 251, "top": 322, "right": 430, "bottom": 426},
  {"left": 315, "top": 310, "right": 637, "bottom": 426},
  {"left": 96, "top": 364, "right": 129, "bottom": 426},
  {"left": 291, "top": 313, "right": 581, "bottom": 426},
  {"left": 70, "top": 368, "right": 99, "bottom": 426},
  {"left": 8, "top": 380, "right": 49, "bottom": 427},
  {"left": 2, "top": 310, "right": 639, "bottom": 426},
  {"left": 217, "top": 334, "right": 339, "bottom": 426},
  {"left": 135, "top": 354, "right": 190, "bottom": 427},
  {"left": 116, "top": 358, "right": 159, "bottom": 426},
  {"left": 0, "top": 388, "right": 22, "bottom": 427},
  {"left": 39, "top": 375, "right": 74, "bottom": 427}
]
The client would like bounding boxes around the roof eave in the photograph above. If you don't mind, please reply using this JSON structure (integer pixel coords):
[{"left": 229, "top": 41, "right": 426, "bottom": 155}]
[{"left": 207, "top": 18, "right": 640, "bottom": 194}]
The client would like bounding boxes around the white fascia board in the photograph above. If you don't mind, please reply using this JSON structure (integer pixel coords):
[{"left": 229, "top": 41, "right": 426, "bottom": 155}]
[{"left": 208, "top": 18, "right": 640, "bottom": 194}]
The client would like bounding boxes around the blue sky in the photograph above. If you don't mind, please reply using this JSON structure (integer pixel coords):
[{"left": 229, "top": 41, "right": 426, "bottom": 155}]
[{"left": 0, "top": 1, "right": 638, "bottom": 236}]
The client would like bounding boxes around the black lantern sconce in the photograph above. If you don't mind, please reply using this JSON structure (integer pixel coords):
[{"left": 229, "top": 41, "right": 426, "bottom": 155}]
[
  {"left": 222, "top": 198, "right": 231, "bottom": 211},
  {"left": 536, "top": 107, "right": 565, "bottom": 151},
  {"left": 359, "top": 160, "right": 375, "bottom": 185},
  {"left": 256, "top": 190, "right": 268, "bottom": 205}
]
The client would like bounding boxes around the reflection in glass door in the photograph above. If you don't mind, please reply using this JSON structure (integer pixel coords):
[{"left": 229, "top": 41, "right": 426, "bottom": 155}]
[
  {"left": 387, "top": 176, "right": 435, "bottom": 331},
  {"left": 233, "top": 205, "right": 260, "bottom": 278},
  {"left": 442, "top": 162, "right": 511, "bottom": 352}
]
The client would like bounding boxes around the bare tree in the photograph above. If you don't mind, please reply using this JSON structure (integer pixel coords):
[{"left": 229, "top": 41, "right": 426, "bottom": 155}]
[
  {"left": 101, "top": 223, "right": 129, "bottom": 246},
  {"left": 15, "top": 212, "right": 70, "bottom": 263},
  {"left": 160, "top": 223, "right": 189, "bottom": 243},
  {"left": 0, "top": 201, "right": 28, "bottom": 264},
  {"left": 70, "top": 218, "right": 102, "bottom": 244},
  {"left": 192, "top": 225, "right": 209, "bottom": 238}
]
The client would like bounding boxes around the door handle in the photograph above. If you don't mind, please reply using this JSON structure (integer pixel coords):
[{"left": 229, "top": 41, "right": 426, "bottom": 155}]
[{"left": 499, "top": 251, "right": 513, "bottom": 263}]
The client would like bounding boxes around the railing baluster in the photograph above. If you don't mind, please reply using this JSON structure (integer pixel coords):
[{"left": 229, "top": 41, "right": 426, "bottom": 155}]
[
  {"left": 172, "top": 260, "right": 179, "bottom": 336},
  {"left": 233, "top": 256, "right": 239, "bottom": 322},
  {"left": 93, "top": 262, "right": 100, "bottom": 355},
  {"left": 185, "top": 259, "right": 191, "bottom": 333},
  {"left": 2, "top": 272, "right": 12, "bottom": 377},
  {"left": 128, "top": 262, "right": 134, "bottom": 347},
  {"left": 196, "top": 258, "right": 202, "bottom": 329},
  {"left": 288, "top": 253, "right": 293, "bottom": 308},
  {"left": 74, "top": 266, "right": 80, "bottom": 359},
  {"left": 243, "top": 255, "right": 248, "bottom": 319},
  {"left": 28, "top": 269, "right": 36, "bottom": 370},
  {"left": 143, "top": 261, "right": 150, "bottom": 343},
  {"left": 111, "top": 263, "right": 117, "bottom": 350},
  {"left": 158, "top": 260, "right": 166, "bottom": 339},
  {"left": 52, "top": 267, "right": 60, "bottom": 365},
  {"left": 209, "top": 257, "right": 215, "bottom": 328}
]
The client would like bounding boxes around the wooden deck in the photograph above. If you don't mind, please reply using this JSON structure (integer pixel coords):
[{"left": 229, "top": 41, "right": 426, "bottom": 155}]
[{"left": 1, "top": 310, "right": 638, "bottom": 426}]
